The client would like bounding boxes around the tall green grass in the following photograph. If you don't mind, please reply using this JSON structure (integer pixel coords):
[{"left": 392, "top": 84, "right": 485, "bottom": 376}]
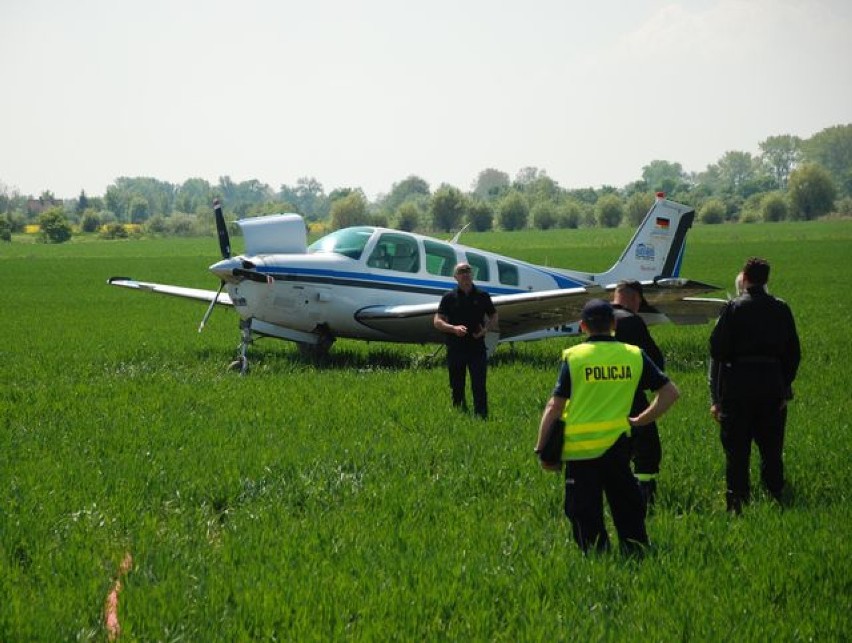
[{"left": 1, "top": 221, "right": 851, "bottom": 640}]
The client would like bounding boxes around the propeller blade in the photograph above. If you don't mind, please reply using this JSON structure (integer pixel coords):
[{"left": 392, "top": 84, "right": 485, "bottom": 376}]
[
  {"left": 198, "top": 281, "right": 226, "bottom": 332},
  {"left": 213, "top": 198, "right": 231, "bottom": 259}
]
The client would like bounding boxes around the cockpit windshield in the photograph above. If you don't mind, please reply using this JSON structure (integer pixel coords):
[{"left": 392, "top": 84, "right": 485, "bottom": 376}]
[{"left": 307, "top": 227, "right": 375, "bottom": 260}]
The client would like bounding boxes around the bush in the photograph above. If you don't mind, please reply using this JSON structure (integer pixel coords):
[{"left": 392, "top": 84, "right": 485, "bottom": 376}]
[
  {"left": 100, "top": 222, "right": 128, "bottom": 239},
  {"left": 761, "top": 192, "right": 789, "bottom": 222},
  {"left": 531, "top": 202, "right": 558, "bottom": 230},
  {"left": 80, "top": 209, "right": 101, "bottom": 233},
  {"left": 699, "top": 199, "right": 726, "bottom": 224},
  {"left": 595, "top": 194, "right": 623, "bottom": 228},
  {"left": 557, "top": 201, "right": 582, "bottom": 229},
  {"left": 0, "top": 215, "right": 11, "bottom": 242},
  {"left": 37, "top": 207, "right": 72, "bottom": 243},
  {"left": 467, "top": 201, "right": 493, "bottom": 232},
  {"left": 497, "top": 192, "right": 529, "bottom": 231}
]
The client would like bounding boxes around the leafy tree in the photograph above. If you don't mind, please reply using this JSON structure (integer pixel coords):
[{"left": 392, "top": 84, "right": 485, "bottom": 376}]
[
  {"left": 759, "top": 134, "right": 802, "bottom": 189},
  {"left": 129, "top": 196, "right": 150, "bottom": 223},
  {"left": 176, "top": 178, "right": 212, "bottom": 214},
  {"left": 595, "top": 194, "right": 623, "bottom": 228},
  {"left": 0, "top": 215, "right": 11, "bottom": 241},
  {"left": 565, "top": 187, "right": 597, "bottom": 206},
  {"left": 699, "top": 198, "right": 726, "bottom": 224},
  {"left": 514, "top": 166, "right": 545, "bottom": 188},
  {"left": 472, "top": 168, "right": 510, "bottom": 200},
  {"left": 37, "top": 207, "right": 72, "bottom": 243},
  {"left": 641, "top": 160, "right": 684, "bottom": 193},
  {"left": 716, "top": 151, "right": 759, "bottom": 195},
  {"left": 787, "top": 163, "right": 837, "bottom": 220},
  {"left": 802, "top": 124, "right": 852, "bottom": 196},
  {"left": 395, "top": 202, "right": 421, "bottom": 232},
  {"left": 330, "top": 191, "right": 370, "bottom": 230},
  {"left": 625, "top": 192, "right": 654, "bottom": 226},
  {"left": 381, "top": 175, "right": 430, "bottom": 214},
  {"left": 525, "top": 175, "right": 561, "bottom": 209},
  {"left": 497, "top": 191, "right": 529, "bottom": 231},
  {"left": 430, "top": 186, "right": 466, "bottom": 232},
  {"left": 76, "top": 190, "right": 89, "bottom": 214},
  {"left": 531, "top": 201, "right": 558, "bottom": 230},
  {"left": 760, "top": 191, "right": 788, "bottom": 222},
  {"left": 467, "top": 200, "right": 493, "bottom": 232},
  {"left": 557, "top": 200, "right": 583, "bottom": 229},
  {"left": 294, "top": 176, "right": 326, "bottom": 218}
]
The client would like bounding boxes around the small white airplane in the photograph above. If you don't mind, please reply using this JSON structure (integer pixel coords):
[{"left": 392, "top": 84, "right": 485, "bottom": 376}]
[{"left": 108, "top": 194, "right": 725, "bottom": 373}]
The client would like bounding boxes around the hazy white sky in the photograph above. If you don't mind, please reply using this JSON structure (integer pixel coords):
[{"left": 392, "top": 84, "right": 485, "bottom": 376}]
[{"left": 1, "top": 0, "right": 850, "bottom": 200}]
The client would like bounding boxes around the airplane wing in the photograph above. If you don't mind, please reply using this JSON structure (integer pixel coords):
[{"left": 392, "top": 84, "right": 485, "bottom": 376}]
[
  {"left": 107, "top": 277, "right": 233, "bottom": 306},
  {"left": 356, "top": 278, "right": 725, "bottom": 342}
]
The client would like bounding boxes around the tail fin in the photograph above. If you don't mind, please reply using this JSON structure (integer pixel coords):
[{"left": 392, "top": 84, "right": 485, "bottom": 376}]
[{"left": 593, "top": 195, "right": 695, "bottom": 285}]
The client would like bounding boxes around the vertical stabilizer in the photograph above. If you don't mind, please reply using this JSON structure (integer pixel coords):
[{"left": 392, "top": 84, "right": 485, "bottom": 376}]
[{"left": 593, "top": 195, "right": 695, "bottom": 285}]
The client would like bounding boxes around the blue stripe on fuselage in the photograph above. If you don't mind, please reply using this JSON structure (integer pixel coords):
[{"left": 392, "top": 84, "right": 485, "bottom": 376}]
[{"left": 257, "top": 265, "right": 586, "bottom": 295}]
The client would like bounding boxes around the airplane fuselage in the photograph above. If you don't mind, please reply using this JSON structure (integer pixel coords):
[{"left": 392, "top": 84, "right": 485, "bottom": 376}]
[{"left": 212, "top": 224, "right": 592, "bottom": 343}]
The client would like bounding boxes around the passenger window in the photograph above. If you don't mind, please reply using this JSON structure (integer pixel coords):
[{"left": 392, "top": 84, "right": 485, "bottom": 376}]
[
  {"left": 497, "top": 260, "right": 519, "bottom": 286},
  {"left": 373, "top": 233, "right": 420, "bottom": 273},
  {"left": 424, "top": 240, "right": 457, "bottom": 276},
  {"left": 465, "top": 253, "right": 490, "bottom": 282}
]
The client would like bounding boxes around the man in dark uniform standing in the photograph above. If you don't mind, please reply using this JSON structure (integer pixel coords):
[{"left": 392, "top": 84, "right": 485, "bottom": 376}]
[
  {"left": 535, "top": 299, "right": 679, "bottom": 555},
  {"left": 434, "top": 262, "right": 498, "bottom": 419},
  {"left": 709, "top": 257, "right": 801, "bottom": 513},
  {"left": 612, "top": 280, "right": 665, "bottom": 508}
]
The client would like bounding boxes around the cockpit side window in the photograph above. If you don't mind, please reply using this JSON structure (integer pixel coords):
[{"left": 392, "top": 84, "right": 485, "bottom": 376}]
[
  {"left": 497, "top": 260, "right": 519, "bottom": 286},
  {"left": 370, "top": 233, "right": 420, "bottom": 273},
  {"left": 465, "top": 252, "right": 490, "bottom": 282},
  {"left": 424, "top": 240, "right": 457, "bottom": 277}
]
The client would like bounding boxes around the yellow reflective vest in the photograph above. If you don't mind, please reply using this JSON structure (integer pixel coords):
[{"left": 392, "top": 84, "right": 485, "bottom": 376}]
[{"left": 561, "top": 341, "right": 644, "bottom": 460}]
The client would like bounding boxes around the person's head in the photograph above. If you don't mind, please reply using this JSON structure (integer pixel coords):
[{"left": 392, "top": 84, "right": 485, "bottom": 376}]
[
  {"left": 742, "top": 257, "right": 770, "bottom": 288},
  {"left": 580, "top": 298, "right": 615, "bottom": 335},
  {"left": 453, "top": 262, "right": 473, "bottom": 287},
  {"left": 613, "top": 280, "right": 643, "bottom": 313}
]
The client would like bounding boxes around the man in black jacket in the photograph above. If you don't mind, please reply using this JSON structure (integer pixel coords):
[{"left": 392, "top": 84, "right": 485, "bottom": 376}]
[
  {"left": 613, "top": 280, "right": 665, "bottom": 508},
  {"left": 709, "top": 257, "right": 801, "bottom": 513},
  {"left": 434, "top": 262, "right": 498, "bottom": 419}
]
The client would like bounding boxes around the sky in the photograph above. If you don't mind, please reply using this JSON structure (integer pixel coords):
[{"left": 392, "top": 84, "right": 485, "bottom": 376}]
[{"left": 1, "top": 0, "right": 850, "bottom": 201}]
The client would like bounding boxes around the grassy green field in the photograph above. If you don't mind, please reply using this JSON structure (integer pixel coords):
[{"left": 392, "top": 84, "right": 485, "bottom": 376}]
[{"left": 2, "top": 221, "right": 851, "bottom": 640}]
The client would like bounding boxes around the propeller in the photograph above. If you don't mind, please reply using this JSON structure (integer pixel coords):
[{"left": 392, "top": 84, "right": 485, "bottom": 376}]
[
  {"left": 198, "top": 280, "right": 226, "bottom": 332},
  {"left": 199, "top": 199, "right": 231, "bottom": 332},
  {"left": 214, "top": 198, "right": 231, "bottom": 259}
]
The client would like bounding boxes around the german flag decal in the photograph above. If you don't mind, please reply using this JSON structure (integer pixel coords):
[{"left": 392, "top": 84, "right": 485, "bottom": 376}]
[{"left": 655, "top": 217, "right": 670, "bottom": 229}]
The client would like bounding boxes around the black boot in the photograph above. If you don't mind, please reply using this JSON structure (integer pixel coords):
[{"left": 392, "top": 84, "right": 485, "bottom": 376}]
[{"left": 639, "top": 480, "right": 657, "bottom": 510}]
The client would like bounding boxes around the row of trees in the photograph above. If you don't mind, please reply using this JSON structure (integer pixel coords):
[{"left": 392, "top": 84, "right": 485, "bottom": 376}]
[{"left": 2, "top": 124, "right": 850, "bottom": 243}]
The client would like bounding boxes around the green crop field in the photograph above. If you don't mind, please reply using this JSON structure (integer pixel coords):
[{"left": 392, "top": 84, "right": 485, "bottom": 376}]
[{"left": 2, "top": 221, "right": 851, "bottom": 640}]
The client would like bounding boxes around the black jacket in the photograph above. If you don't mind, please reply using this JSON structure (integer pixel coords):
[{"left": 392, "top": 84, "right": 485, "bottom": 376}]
[{"left": 709, "top": 287, "right": 801, "bottom": 403}]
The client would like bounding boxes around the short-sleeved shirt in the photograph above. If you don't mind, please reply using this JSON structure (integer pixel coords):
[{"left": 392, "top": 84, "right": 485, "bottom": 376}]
[
  {"left": 552, "top": 335, "right": 669, "bottom": 399},
  {"left": 437, "top": 285, "right": 496, "bottom": 350}
]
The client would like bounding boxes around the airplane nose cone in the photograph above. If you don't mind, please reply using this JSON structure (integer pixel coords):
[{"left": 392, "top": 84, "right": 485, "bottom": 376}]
[{"left": 209, "top": 258, "right": 242, "bottom": 282}]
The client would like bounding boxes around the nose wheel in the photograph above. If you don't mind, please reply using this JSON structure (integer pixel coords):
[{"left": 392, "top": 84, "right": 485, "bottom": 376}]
[{"left": 228, "top": 319, "right": 252, "bottom": 375}]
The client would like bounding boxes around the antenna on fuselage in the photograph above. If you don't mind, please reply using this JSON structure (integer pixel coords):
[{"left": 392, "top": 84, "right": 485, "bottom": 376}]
[{"left": 450, "top": 222, "right": 471, "bottom": 244}]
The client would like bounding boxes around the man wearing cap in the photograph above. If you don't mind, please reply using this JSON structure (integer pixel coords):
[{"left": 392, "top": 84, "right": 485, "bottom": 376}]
[
  {"left": 612, "top": 280, "right": 666, "bottom": 508},
  {"left": 535, "top": 299, "right": 679, "bottom": 554},
  {"left": 709, "top": 257, "right": 800, "bottom": 513},
  {"left": 434, "top": 262, "right": 498, "bottom": 419}
]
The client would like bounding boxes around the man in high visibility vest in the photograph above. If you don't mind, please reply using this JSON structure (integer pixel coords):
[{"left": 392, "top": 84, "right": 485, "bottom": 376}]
[{"left": 535, "top": 299, "right": 680, "bottom": 554}]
